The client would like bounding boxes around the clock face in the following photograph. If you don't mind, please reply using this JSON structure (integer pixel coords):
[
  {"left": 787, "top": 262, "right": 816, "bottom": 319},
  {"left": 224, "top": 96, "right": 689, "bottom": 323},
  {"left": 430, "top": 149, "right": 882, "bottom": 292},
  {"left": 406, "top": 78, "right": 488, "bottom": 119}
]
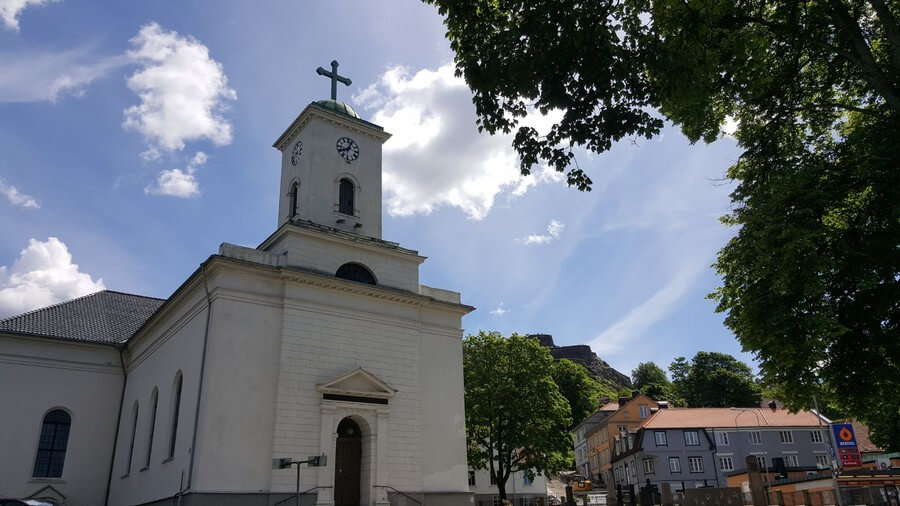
[
  {"left": 290, "top": 141, "right": 303, "bottom": 166},
  {"left": 336, "top": 137, "right": 359, "bottom": 162}
]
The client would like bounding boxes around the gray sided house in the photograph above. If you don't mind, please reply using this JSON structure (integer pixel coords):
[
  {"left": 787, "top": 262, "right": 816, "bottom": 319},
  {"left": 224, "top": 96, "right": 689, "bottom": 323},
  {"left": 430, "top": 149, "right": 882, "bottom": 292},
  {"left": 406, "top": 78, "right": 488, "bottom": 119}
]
[
  {"left": 610, "top": 408, "right": 829, "bottom": 497},
  {"left": 573, "top": 408, "right": 616, "bottom": 478},
  {"left": 610, "top": 427, "right": 719, "bottom": 496}
]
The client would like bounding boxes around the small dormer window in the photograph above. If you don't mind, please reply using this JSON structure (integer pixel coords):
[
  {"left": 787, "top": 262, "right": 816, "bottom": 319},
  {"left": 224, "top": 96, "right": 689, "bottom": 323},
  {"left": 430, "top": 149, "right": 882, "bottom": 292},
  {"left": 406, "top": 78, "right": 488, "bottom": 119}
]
[{"left": 339, "top": 178, "right": 354, "bottom": 215}]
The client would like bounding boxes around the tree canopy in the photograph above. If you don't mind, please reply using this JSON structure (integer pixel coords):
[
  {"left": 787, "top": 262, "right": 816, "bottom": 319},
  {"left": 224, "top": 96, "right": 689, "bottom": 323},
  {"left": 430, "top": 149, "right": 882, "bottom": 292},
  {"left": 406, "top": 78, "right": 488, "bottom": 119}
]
[
  {"left": 552, "top": 358, "right": 602, "bottom": 428},
  {"left": 464, "top": 331, "right": 572, "bottom": 499},
  {"left": 427, "top": 0, "right": 900, "bottom": 449},
  {"left": 670, "top": 352, "right": 763, "bottom": 408},
  {"left": 632, "top": 361, "right": 683, "bottom": 405}
]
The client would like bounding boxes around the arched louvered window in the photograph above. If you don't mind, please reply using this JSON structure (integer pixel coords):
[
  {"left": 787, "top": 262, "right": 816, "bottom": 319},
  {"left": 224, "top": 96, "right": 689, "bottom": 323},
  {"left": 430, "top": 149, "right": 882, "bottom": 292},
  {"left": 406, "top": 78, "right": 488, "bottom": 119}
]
[
  {"left": 289, "top": 181, "right": 299, "bottom": 218},
  {"left": 338, "top": 178, "right": 354, "bottom": 215},
  {"left": 32, "top": 410, "right": 71, "bottom": 478},
  {"left": 335, "top": 263, "right": 377, "bottom": 285}
]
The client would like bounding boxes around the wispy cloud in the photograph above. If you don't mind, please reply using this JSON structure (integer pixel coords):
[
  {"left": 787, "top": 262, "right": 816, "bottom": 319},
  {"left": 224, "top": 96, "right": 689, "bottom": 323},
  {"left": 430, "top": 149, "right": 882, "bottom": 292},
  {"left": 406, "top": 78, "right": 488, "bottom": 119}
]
[
  {"left": 520, "top": 219, "right": 564, "bottom": 245},
  {"left": 145, "top": 151, "right": 207, "bottom": 198},
  {"left": 0, "top": 0, "right": 60, "bottom": 31},
  {"left": 490, "top": 302, "right": 509, "bottom": 316},
  {"left": 588, "top": 261, "right": 706, "bottom": 356},
  {"left": 0, "top": 46, "right": 126, "bottom": 103},
  {"left": 0, "top": 237, "right": 105, "bottom": 318},
  {"left": 0, "top": 178, "right": 39, "bottom": 208},
  {"left": 124, "top": 23, "right": 237, "bottom": 160}
]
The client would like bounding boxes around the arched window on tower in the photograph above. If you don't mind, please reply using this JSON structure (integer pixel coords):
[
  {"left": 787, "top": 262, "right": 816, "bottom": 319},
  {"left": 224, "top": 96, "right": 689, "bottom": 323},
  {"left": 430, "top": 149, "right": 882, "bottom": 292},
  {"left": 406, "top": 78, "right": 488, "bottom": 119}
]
[
  {"left": 32, "top": 409, "right": 71, "bottom": 478},
  {"left": 289, "top": 181, "right": 299, "bottom": 219},
  {"left": 338, "top": 178, "right": 354, "bottom": 215},
  {"left": 335, "top": 263, "right": 376, "bottom": 285}
]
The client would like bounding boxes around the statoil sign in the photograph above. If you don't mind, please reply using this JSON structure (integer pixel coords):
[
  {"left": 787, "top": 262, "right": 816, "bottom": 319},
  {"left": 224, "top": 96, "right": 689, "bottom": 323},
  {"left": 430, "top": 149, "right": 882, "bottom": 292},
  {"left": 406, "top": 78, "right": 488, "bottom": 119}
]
[{"left": 831, "top": 423, "right": 862, "bottom": 467}]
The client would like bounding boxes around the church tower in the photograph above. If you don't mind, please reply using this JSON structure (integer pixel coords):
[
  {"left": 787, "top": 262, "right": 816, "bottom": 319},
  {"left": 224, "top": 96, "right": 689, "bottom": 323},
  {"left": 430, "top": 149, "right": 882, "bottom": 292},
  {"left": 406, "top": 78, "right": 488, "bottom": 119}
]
[{"left": 272, "top": 60, "right": 391, "bottom": 239}]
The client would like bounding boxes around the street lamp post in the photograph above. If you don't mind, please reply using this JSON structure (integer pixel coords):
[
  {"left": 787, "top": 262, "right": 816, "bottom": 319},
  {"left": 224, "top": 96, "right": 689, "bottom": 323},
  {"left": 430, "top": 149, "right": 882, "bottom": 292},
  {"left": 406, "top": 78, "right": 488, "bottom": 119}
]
[
  {"left": 273, "top": 455, "right": 327, "bottom": 505},
  {"left": 813, "top": 396, "right": 844, "bottom": 506}
]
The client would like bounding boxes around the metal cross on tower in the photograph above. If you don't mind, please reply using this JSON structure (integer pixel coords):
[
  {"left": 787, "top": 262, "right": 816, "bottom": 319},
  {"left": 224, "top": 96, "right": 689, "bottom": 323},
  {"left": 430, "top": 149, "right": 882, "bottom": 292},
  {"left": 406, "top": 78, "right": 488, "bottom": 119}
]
[{"left": 316, "top": 60, "right": 352, "bottom": 101}]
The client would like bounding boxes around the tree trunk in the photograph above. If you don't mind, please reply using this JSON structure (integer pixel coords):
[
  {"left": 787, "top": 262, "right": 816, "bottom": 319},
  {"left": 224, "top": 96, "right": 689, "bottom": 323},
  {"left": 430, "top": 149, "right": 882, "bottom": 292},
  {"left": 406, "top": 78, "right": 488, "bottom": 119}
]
[{"left": 496, "top": 476, "right": 508, "bottom": 500}]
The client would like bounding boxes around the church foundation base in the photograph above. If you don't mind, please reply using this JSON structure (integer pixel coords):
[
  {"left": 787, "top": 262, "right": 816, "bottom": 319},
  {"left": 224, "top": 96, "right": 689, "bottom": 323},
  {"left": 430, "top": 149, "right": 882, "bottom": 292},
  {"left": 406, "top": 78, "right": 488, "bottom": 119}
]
[
  {"left": 137, "top": 491, "right": 474, "bottom": 506},
  {"left": 386, "top": 491, "right": 473, "bottom": 505}
]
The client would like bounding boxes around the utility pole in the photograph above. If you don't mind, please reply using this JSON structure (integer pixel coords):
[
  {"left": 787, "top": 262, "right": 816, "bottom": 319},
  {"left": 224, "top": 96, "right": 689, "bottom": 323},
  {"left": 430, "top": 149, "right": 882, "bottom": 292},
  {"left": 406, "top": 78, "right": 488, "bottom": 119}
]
[{"left": 813, "top": 396, "right": 843, "bottom": 506}]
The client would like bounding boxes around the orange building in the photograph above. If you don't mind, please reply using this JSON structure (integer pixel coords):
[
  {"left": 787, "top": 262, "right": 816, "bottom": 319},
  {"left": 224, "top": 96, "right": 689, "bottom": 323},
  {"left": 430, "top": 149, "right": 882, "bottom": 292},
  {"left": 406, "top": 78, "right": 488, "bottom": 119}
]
[{"left": 584, "top": 393, "right": 660, "bottom": 484}]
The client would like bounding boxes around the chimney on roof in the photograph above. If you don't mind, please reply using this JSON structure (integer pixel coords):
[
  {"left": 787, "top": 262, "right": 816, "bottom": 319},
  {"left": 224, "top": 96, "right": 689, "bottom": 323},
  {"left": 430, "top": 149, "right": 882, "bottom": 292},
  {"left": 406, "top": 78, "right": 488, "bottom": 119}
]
[
  {"left": 618, "top": 397, "right": 629, "bottom": 408},
  {"left": 658, "top": 401, "right": 670, "bottom": 409},
  {"left": 768, "top": 400, "right": 778, "bottom": 411}
]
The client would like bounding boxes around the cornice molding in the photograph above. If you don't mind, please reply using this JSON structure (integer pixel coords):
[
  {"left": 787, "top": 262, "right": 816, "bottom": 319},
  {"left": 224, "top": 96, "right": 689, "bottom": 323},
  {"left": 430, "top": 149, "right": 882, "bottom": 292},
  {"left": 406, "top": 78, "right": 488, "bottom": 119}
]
[{"left": 273, "top": 103, "right": 391, "bottom": 151}]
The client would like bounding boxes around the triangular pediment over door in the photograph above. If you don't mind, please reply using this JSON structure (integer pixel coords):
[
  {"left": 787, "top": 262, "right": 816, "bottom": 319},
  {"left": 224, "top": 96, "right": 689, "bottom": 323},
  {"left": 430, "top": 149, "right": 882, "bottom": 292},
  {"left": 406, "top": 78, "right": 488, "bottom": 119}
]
[{"left": 317, "top": 367, "right": 397, "bottom": 401}]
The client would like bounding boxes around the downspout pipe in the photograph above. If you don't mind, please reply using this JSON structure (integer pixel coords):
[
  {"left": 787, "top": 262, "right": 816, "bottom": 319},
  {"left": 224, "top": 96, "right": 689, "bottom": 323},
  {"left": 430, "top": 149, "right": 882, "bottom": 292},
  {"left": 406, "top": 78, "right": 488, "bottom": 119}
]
[
  {"left": 185, "top": 261, "right": 214, "bottom": 494},
  {"left": 103, "top": 347, "right": 128, "bottom": 505}
]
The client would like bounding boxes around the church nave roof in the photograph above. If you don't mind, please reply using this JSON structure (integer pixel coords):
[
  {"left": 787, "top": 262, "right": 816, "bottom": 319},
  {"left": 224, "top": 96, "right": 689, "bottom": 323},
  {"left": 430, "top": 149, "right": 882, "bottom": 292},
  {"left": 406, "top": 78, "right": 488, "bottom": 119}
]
[{"left": 0, "top": 290, "right": 165, "bottom": 345}]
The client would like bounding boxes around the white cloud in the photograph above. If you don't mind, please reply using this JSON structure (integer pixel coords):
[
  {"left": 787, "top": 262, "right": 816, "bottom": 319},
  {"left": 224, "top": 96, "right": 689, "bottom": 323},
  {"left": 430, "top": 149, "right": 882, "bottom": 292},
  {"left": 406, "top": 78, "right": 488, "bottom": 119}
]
[
  {"left": 521, "top": 219, "right": 565, "bottom": 245},
  {"left": 123, "top": 23, "right": 236, "bottom": 159},
  {"left": 145, "top": 151, "right": 206, "bottom": 198},
  {"left": 356, "top": 64, "right": 562, "bottom": 220},
  {"left": 0, "top": 178, "right": 39, "bottom": 208},
  {"left": 490, "top": 302, "right": 509, "bottom": 317},
  {"left": 0, "top": 0, "right": 59, "bottom": 31},
  {"left": 588, "top": 256, "right": 707, "bottom": 356},
  {"left": 0, "top": 47, "right": 126, "bottom": 102},
  {"left": 0, "top": 237, "right": 105, "bottom": 317}
]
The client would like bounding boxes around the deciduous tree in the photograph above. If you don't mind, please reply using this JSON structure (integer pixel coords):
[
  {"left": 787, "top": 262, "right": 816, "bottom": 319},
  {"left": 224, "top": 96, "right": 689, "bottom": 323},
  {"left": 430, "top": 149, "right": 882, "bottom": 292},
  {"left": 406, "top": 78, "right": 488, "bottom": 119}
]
[
  {"left": 426, "top": 0, "right": 900, "bottom": 448},
  {"left": 464, "top": 331, "right": 572, "bottom": 500},
  {"left": 670, "top": 352, "right": 763, "bottom": 408},
  {"left": 552, "top": 358, "right": 601, "bottom": 428}
]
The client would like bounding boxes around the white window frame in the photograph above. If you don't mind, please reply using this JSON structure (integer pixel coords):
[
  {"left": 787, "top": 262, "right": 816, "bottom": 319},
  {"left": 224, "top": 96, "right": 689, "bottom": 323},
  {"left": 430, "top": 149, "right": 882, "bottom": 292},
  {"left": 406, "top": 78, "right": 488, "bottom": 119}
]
[
  {"left": 719, "top": 456, "right": 734, "bottom": 472},
  {"left": 756, "top": 455, "right": 767, "bottom": 469},
  {"left": 811, "top": 430, "right": 824, "bottom": 443},
  {"left": 785, "top": 454, "right": 800, "bottom": 467},
  {"left": 643, "top": 458, "right": 655, "bottom": 474},
  {"left": 655, "top": 431, "right": 667, "bottom": 446},
  {"left": 716, "top": 432, "right": 729, "bottom": 445},
  {"left": 749, "top": 431, "right": 763, "bottom": 445},
  {"left": 815, "top": 454, "right": 829, "bottom": 468},
  {"left": 639, "top": 405, "right": 649, "bottom": 419},
  {"left": 684, "top": 430, "right": 700, "bottom": 446},
  {"left": 779, "top": 430, "right": 794, "bottom": 444},
  {"left": 688, "top": 457, "right": 704, "bottom": 473},
  {"left": 669, "top": 457, "right": 681, "bottom": 473}
]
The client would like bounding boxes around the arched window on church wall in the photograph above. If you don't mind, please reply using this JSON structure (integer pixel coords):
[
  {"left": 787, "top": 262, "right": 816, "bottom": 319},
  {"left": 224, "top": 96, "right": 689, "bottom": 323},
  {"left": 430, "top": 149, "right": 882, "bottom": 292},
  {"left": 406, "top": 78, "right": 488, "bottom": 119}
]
[
  {"left": 32, "top": 409, "right": 71, "bottom": 478},
  {"left": 126, "top": 400, "right": 139, "bottom": 475},
  {"left": 339, "top": 178, "right": 354, "bottom": 215},
  {"left": 289, "top": 181, "right": 299, "bottom": 218},
  {"left": 168, "top": 371, "right": 183, "bottom": 459},
  {"left": 145, "top": 387, "right": 158, "bottom": 468}
]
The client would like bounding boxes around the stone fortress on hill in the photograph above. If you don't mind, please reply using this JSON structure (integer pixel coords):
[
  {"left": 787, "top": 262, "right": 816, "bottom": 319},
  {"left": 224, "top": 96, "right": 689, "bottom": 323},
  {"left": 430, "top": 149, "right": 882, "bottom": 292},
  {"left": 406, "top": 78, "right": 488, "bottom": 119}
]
[{"left": 533, "top": 334, "right": 632, "bottom": 388}]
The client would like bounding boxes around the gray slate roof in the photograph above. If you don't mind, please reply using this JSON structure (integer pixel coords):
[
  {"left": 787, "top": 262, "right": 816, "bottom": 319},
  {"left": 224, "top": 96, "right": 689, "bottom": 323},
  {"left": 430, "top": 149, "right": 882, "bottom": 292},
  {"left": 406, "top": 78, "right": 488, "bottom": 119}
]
[{"left": 0, "top": 290, "right": 165, "bottom": 345}]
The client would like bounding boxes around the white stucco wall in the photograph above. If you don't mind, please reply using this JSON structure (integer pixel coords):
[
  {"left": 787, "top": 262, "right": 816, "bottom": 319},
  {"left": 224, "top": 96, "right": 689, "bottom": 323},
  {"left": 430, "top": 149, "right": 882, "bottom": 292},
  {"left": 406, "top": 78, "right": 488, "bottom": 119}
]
[
  {"left": 107, "top": 286, "right": 209, "bottom": 506},
  {"left": 263, "top": 227, "right": 423, "bottom": 293},
  {"left": 470, "top": 467, "right": 549, "bottom": 499},
  {"left": 190, "top": 268, "right": 284, "bottom": 494},
  {"left": 0, "top": 336, "right": 123, "bottom": 506}
]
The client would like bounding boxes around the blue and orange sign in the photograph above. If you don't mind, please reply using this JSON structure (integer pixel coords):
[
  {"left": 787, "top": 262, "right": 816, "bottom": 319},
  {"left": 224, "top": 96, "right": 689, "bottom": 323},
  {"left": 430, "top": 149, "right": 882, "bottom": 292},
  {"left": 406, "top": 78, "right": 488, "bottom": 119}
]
[{"left": 831, "top": 423, "right": 862, "bottom": 467}]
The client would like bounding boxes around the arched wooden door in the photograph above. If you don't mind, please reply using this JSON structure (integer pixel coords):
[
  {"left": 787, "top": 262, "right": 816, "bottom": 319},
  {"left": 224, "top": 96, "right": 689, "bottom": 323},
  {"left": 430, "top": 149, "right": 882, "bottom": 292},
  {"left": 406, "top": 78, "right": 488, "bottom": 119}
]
[{"left": 334, "top": 418, "right": 362, "bottom": 506}]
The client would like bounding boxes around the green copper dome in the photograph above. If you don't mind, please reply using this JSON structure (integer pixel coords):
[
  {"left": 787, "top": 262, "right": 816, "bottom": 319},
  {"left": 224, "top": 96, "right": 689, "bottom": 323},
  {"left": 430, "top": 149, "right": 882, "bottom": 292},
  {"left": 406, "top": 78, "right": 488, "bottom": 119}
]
[{"left": 315, "top": 99, "right": 360, "bottom": 119}]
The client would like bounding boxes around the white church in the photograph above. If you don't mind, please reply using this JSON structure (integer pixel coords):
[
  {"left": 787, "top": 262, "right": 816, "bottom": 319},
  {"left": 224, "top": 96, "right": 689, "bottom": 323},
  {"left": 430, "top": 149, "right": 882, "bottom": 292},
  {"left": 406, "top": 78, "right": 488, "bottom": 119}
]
[{"left": 0, "top": 64, "right": 474, "bottom": 506}]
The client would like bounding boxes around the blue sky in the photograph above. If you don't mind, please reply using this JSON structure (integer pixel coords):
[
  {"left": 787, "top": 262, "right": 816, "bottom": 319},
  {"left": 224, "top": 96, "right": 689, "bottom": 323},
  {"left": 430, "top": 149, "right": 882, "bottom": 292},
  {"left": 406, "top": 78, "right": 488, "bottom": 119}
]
[{"left": 0, "top": 0, "right": 752, "bottom": 378}]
